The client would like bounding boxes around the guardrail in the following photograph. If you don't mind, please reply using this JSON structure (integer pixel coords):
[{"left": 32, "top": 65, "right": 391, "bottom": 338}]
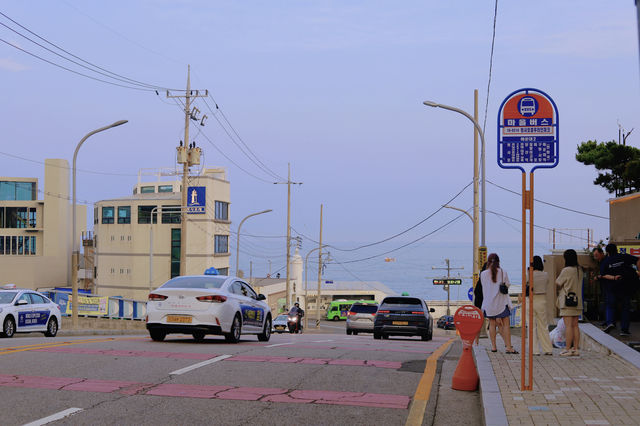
[{"left": 42, "top": 290, "right": 146, "bottom": 321}]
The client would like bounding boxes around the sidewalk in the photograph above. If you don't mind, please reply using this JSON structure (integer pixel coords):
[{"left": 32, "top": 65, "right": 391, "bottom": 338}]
[{"left": 474, "top": 324, "right": 640, "bottom": 425}]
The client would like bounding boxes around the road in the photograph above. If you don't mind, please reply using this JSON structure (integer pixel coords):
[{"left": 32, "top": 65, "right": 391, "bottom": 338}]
[{"left": 0, "top": 325, "right": 480, "bottom": 425}]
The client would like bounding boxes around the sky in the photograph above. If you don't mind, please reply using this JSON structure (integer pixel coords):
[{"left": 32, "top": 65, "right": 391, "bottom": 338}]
[{"left": 1, "top": 1, "right": 639, "bottom": 296}]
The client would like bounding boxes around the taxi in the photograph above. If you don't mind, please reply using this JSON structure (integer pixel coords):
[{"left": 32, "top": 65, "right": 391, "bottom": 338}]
[
  {"left": 146, "top": 275, "right": 272, "bottom": 343},
  {"left": 0, "top": 284, "right": 62, "bottom": 338}
]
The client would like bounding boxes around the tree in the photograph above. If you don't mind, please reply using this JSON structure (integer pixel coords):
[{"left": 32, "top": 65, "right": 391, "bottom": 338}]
[{"left": 576, "top": 140, "right": 640, "bottom": 196}]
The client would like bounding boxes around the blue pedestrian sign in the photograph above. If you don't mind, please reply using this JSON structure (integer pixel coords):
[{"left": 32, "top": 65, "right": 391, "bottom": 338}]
[
  {"left": 497, "top": 88, "right": 559, "bottom": 172},
  {"left": 467, "top": 287, "right": 474, "bottom": 301},
  {"left": 187, "top": 186, "right": 206, "bottom": 214}
]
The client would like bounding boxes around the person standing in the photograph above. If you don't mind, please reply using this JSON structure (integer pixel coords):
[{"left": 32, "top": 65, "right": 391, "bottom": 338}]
[
  {"left": 528, "top": 256, "right": 553, "bottom": 355},
  {"left": 481, "top": 253, "right": 517, "bottom": 354},
  {"left": 600, "top": 243, "right": 640, "bottom": 336},
  {"left": 556, "top": 249, "right": 583, "bottom": 356}
]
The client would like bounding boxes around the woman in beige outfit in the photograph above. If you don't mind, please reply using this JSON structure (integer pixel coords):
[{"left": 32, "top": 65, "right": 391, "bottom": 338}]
[
  {"left": 555, "top": 249, "right": 584, "bottom": 356},
  {"left": 528, "top": 256, "right": 553, "bottom": 355}
]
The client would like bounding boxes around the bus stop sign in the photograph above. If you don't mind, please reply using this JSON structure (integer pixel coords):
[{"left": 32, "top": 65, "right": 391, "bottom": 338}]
[{"left": 497, "top": 88, "right": 559, "bottom": 172}]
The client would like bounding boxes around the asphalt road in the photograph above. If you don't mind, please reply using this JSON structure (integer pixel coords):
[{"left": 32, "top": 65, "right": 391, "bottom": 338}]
[{"left": 0, "top": 324, "right": 481, "bottom": 426}]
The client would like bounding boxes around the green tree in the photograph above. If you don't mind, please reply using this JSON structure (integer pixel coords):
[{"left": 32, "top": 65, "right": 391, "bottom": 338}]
[{"left": 576, "top": 140, "right": 640, "bottom": 196}]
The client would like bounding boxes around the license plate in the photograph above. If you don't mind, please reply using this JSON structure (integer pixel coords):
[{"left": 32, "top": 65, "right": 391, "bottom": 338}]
[
  {"left": 167, "top": 315, "right": 192, "bottom": 323},
  {"left": 392, "top": 321, "right": 408, "bottom": 326},
  {"left": 275, "top": 325, "right": 285, "bottom": 329}
]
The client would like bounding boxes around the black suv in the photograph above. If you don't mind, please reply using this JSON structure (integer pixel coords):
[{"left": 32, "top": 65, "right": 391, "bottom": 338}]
[{"left": 373, "top": 296, "right": 435, "bottom": 341}]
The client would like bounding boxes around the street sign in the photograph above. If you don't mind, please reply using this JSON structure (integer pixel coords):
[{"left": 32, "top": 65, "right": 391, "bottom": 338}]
[
  {"left": 187, "top": 186, "right": 206, "bottom": 214},
  {"left": 432, "top": 278, "right": 462, "bottom": 285},
  {"left": 467, "top": 287, "right": 474, "bottom": 301},
  {"left": 497, "top": 88, "right": 559, "bottom": 172}
]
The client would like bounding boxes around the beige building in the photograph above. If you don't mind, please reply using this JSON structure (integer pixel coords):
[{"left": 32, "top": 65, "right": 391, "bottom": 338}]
[
  {"left": 93, "top": 168, "right": 231, "bottom": 300},
  {"left": 609, "top": 191, "right": 640, "bottom": 249},
  {"left": 0, "top": 159, "right": 86, "bottom": 289}
]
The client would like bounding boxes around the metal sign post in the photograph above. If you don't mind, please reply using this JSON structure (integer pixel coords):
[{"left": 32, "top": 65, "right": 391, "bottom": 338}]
[{"left": 498, "top": 88, "right": 559, "bottom": 391}]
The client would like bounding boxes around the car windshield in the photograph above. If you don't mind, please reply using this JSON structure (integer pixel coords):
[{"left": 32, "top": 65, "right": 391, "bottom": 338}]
[
  {"left": 382, "top": 297, "right": 422, "bottom": 306},
  {"left": 0, "top": 291, "right": 17, "bottom": 304},
  {"left": 160, "top": 276, "right": 226, "bottom": 289},
  {"left": 350, "top": 304, "right": 378, "bottom": 313},
  {"left": 276, "top": 315, "right": 288, "bottom": 320}
]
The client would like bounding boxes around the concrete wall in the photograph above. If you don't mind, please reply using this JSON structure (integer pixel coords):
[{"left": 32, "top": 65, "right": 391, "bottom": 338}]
[{"left": 609, "top": 192, "right": 640, "bottom": 243}]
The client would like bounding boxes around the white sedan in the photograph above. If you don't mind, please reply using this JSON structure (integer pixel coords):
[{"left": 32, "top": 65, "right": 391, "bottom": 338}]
[
  {"left": 0, "top": 285, "right": 61, "bottom": 338},
  {"left": 146, "top": 275, "right": 272, "bottom": 343}
]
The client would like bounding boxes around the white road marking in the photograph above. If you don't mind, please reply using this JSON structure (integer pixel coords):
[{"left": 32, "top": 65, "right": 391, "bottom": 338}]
[
  {"left": 169, "top": 354, "right": 232, "bottom": 375},
  {"left": 312, "top": 339, "right": 334, "bottom": 343},
  {"left": 23, "top": 408, "right": 83, "bottom": 426},
  {"left": 264, "top": 342, "right": 294, "bottom": 348}
]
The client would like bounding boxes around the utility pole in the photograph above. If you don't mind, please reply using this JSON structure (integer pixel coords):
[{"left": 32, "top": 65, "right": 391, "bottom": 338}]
[
  {"left": 167, "top": 65, "right": 207, "bottom": 276},
  {"left": 274, "top": 163, "right": 302, "bottom": 308},
  {"left": 316, "top": 204, "right": 323, "bottom": 328},
  {"left": 432, "top": 259, "right": 464, "bottom": 316}
]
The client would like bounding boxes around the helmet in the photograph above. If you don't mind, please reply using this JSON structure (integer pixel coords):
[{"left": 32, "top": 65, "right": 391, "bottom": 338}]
[{"left": 294, "top": 302, "right": 300, "bottom": 307}]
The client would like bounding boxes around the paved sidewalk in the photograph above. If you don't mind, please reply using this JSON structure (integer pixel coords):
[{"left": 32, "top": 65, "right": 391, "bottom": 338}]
[{"left": 475, "top": 324, "right": 640, "bottom": 425}]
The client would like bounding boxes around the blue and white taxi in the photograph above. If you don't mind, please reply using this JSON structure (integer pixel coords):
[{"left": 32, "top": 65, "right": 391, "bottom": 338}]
[
  {"left": 0, "top": 284, "right": 61, "bottom": 338},
  {"left": 146, "top": 275, "right": 272, "bottom": 343}
]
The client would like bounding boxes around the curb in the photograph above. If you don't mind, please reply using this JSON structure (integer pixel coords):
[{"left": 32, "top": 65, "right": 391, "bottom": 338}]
[
  {"left": 580, "top": 323, "right": 640, "bottom": 369},
  {"left": 473, "top": 345, "right": 508, "bottom": 426}
]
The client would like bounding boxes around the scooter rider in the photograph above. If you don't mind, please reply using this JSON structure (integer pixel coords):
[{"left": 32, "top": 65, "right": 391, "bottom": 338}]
[{"left": 289, "top": 302, "right": 305, "bottom": 332}]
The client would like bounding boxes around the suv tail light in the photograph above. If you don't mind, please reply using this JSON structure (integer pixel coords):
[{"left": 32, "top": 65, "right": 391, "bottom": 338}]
[
  {"left": 411, "top": 311, "right": 424, "bottom": 315},
  {"left": 348, "top": 311, "right": 357, "bottom": 316},
  {"left": 148, "top": 293, "right": 168, "bottom": 301},
  {"left": 196, "top": 295, "right": 227, "bottom": 303},
  {"left": 377, "top": 310, "right": 390, "bottom": 314}
]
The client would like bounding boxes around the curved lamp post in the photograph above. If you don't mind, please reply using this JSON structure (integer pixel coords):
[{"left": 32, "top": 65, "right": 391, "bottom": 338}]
[
  {"left": 235, "top": 209, "right": 272, "bottom": 276},
  {"left": 72, "top": 120, "right": 128, "bottom": 329}
]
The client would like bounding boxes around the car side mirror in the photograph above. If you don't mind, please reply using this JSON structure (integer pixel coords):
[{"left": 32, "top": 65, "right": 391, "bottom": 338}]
[
  {"left": 430, "top": 308, "right": 435, "bottom": 313},
  {"left": 16, "top": 299, "right": 28, "bottom": 306},
  {"left": 257, "top": 294, "right": 266, "bottom": 301}
]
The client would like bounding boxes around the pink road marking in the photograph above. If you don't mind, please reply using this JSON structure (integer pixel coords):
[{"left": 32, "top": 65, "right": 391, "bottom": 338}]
[
  {"left": 264, "top": 344, "right": 435, "bottom": 354},
  {"left": 0, "top": 375, "right": 410, "bottom": 409},
  {"left": 33, "top": 347, "right": 215, "bottom": 360}
]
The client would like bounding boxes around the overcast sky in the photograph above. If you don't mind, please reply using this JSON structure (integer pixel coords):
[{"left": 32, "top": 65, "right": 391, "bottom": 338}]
[{"left": 1, "top": 1, "right": 638, "bottom": 283}]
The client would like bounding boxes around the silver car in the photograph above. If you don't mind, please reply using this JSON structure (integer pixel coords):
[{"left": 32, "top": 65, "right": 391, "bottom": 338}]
[
  {"left": 346, "top": 302, "right": 378, "bottom": 335},
  {"left": 272, "top": 314, "right": 289, "bottom": 333}
]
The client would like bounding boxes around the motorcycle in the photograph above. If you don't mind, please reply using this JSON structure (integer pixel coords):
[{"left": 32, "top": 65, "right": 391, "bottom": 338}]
[{"left": 287, "top": 314, "right": 303, "bottom": 333}]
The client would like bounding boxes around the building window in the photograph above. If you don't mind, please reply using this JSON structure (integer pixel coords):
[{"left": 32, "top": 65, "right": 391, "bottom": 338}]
[
  {"left": 171, "top": 229, "right": 181, "bottom": 278},
  {"left": 117, "top": 206, "right": 131, "bottom": 224},
  {"left": 3, "top": 207, "right": 29, "bottom": 228},
  {"left": 28, "top": 208, "right": 36, "bottom": 228},
  {"left": 214, "top": 235, "right": 229, "bottom": 254},
  {"left": 162, "top": 205, "right": 181, "bottom": 224},
  {"left": 0, "top": 208, "right": 3, "bottom": 228},
  {"left": 217, "top": 267, "right": 229, "bottom": 276},
  {"left": 10, "top": 236, "right": 16, "bottom": 255},
  {"left": 215, "top": 201, "right": 229, "bottom": 220},
  {"left": 158, "top": 185, "right": 173, "bottom": 193},
  {"left": 0, "top": 181, "right": 36, "bottom": 201},
  {"left": 141, "top": 186, "right": 155, "bottom": 193},
  {"left": 138, "top": 205, "right": 158, "bottom": 224},
  {"left": 0, "top": 236, "right": 4, "bottom": 254},
  {"left": 102, "top": 206, "right": 114, "bottom": 224},
  {"left": 94, "top": 207, "right": 98, "bottom": 225}
]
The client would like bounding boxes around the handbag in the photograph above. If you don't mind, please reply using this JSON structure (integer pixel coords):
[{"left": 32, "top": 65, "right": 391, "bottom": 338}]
[
  {"left": 498, "top": 270, "right": 508, "bottom": 294},
  {"left": 565, "top": 292, "right": 578, "bottom": 307}
]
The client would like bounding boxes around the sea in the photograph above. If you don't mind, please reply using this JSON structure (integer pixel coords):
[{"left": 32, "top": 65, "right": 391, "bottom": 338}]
[{"left": 322, "top": 241, "right": 570, "bottom": 302}]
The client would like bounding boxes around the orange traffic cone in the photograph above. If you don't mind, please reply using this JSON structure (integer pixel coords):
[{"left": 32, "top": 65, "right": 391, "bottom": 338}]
[
  {"left": 451, "top": 305, "right": 483, "bottom": 391},
  {"left": 452, "top": 341, "right": 479, "bottom": 391}
]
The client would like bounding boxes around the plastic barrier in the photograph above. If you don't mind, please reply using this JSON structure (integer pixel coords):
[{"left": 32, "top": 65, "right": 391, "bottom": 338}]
[{"left": 452, "top": 305, "right": 484, "bottom": 391}]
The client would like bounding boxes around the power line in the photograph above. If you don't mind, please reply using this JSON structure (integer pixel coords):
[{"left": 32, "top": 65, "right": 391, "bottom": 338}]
[
  {"left": 0, "top": 150, "right": 138, "bottom": 176},
  {"left": 487, "top": 180, "right": 609, "bottom": 219},
  {"left": 486, "top": 209, "right": 592, "bottom": 242},
  {"left": 294, "top": 181, "right": 473, "bottom": 252},
  {"left": 482, "top": 0, "right": 499, "bottom": 136}
]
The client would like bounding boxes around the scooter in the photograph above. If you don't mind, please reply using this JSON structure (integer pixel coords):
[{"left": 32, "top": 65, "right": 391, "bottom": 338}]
[{"left": 287, "top": 314, "right": 303, "bottom": 333}]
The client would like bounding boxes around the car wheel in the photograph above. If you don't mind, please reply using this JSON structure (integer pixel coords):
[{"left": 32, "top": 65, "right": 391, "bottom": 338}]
[
  {"left": 44, "top": 317, "right": 58, "bottom": 337},
  {"left": 225, "top": 314, "right": 242, "bottom": 343},
  {"left": 382, "top": 334, "right": 389, "bottom": 340},
  {"left": 2, "top": 316, "right": 15, "bottom": 338},
  {"left": 258, "top": 316, "right": 272, "bottom": 342},
  {"left": 332, "top": 316, "right": 339, "bottom": 321},
  {"left": 346, "top": 329, "right": 352, "bottom": 335},
  {"left": 149, "top": 329, "right": 166, "bottom": 342},
  {"left": 192, "top": 332, "right": 205, "bottom": 341},
  {"left": 353, "top": 331, "right": 358, "bottom": 336},
  {"left": 373, "top": 332, "right": 381, "bottom": 340}
]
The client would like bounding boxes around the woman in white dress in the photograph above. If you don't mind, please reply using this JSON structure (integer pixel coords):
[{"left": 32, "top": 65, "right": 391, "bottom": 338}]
[{"left": 481, "top": 253, "right": 517, "bottom": 354}]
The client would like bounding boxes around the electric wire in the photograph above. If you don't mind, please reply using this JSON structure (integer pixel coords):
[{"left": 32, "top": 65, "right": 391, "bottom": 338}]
[
  {"left": 482, "top": 0, "right": 499, "bottom": 136},
  {"left": 486, "top": 210, "right": 592, "bottom": 242},
  {"left": 0, "top": 150, "right": 138, "bottom": 176},
  {"left": 487, "top": 180, "right": 609, "bottom": 219}
]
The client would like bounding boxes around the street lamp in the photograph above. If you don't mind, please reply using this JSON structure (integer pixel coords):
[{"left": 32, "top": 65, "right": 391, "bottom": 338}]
[
  {"left": 71, "top": 120, "right": 128, "bottom": 329},
  {"left": 235, "top": 209, "right": 272, "bottom": 276},
  {"left": 422, "top": 100, "right": 485, "bottom": 246},
  {"left": 304, "top": 245, "right": 327, "bottom": 330}
]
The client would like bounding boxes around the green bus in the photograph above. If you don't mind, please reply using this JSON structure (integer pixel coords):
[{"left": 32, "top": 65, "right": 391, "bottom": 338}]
[{"left": 326, "top": 299, "right": 377, "bottom": 321}]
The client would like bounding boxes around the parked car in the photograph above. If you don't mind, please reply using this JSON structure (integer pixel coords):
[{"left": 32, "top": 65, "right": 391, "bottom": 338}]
[
  {"left": 272, "top": 314, "right": 289, "bottom": 333},
  {"left": 0, "top": 284, "right": 61, "bottom": 338},
  {"left": 373, "top": 296, "right": 435, "bottom": 341},
  {"left": 346, "top": 302, "right": 378, "bottom": 335}
]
